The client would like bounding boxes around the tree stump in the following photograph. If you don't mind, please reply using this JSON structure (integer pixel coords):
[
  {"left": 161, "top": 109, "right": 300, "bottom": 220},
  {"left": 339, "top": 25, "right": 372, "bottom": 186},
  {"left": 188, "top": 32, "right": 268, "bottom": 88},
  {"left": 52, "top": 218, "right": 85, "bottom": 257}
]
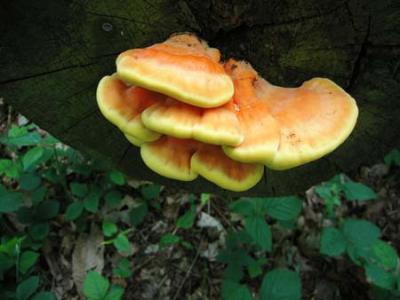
[{"left": 1, "top": 0, "right": 399, "bottom": 195}]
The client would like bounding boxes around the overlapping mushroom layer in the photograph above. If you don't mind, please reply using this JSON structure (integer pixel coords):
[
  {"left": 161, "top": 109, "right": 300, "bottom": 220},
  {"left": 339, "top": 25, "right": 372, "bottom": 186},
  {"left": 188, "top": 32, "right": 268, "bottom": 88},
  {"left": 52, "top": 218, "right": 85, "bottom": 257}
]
[{"left": 96, "top": 33, "right": 358, "bottom": 192}]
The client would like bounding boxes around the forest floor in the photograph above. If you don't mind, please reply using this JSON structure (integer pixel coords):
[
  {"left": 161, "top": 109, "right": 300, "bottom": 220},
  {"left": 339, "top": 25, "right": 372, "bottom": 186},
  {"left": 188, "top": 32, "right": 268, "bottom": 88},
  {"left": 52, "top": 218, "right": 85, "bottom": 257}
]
[{"left": 1, "top": 103, "right": 399, "bottom": 300}]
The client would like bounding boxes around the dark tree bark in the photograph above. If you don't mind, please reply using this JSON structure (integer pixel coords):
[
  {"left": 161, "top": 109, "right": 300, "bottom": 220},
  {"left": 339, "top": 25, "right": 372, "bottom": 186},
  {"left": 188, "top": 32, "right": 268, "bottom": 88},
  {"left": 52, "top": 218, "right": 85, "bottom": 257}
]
[{"left": 0, "top": 0, "right": 399, "bottom": 195}]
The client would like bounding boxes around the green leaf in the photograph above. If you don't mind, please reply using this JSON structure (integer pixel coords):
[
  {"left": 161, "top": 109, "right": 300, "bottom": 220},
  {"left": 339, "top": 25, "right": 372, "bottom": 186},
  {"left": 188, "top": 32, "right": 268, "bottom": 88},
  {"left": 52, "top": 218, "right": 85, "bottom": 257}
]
[
  {"left": 314, "top": 184, "right": 335, "bottom": 200},
  {"left": 104, "top": 285, "right": 124, "bottom": 300},
  {"left": 70, "top": 182, "right": 89, "bottom": 198},
  {"left": 248, "top": 257, "right": 267, "bottom": 278},
  {"left": 113, "top": 258, "right": 132, "bottom": 278},
  {"left": 28, "top": 222, "right": 49, "bottom": 241},
  {"left": 108, "top": 170, "right": 125, "bottom": 186},
  {"left": 260, "top": 269, "right": 301, "bottom": 300},
  {"left": 341, "top": 218, "right": 381, "bottom": 248},
  {"left": 365, "top": 264, "right": 395, "bottom": 290},
  {"left": 0, "top": 189, "right": 24, "bottom": 212},
  {"left": 83, "top": 271, "right": 109, "bottom": 300},
  {"left": 176, "top": 205, "right": 196, "bottom": 229},
  {"left": 229, "top": 198, "right": 255, "bottom": 217},
  {"left": 200, "top": 193, "right": 210, "bottom": 205},
  {"left": 31, "top": 292, "right": 56, "bottom": 300},
  {"left": 342, "top": 182, "right": 377, "bottom": 201},
  {"left": 159, "top": 233, "right": 181, "bottom": 248},
  {"left": 31, "top": 186, "right": 47, "bottom": 205},
  {"left": 16, "top": 276, "right": 39, "bottom": 300},
  {"left": 19, "top": 173, "right": 42, "bottom": 191},
  {"left": 22, "top": 147, "right": 44, "bottom": 171},
  {"left": 264, "top": 196, "right": 303, "bottom": 221},
  {"left": 0, "top": 159, "right": 20, "bottom": 178},
  {"left": 4, "top": 131, "right": 41, "bottom": 147},
  {"left": 140, "top": 184, "right": 162, "bottom": 200},
  {"left": 65, "top": 201, "right": 84, "bottom": 221},
  {"left": 113, "top": 234, "right": 132, "bottom": 254},
  {"left": 19, "top": 251, "right": 39, "bottom": 274},
  {"left": 128, "top": 203, "right": 148, "bottom": 227},
  {"left": 222, "top": 280, "right": 253, "bottom": 300},
  {"left": 384, "top": 149, "right": 400, "bottom": 167},
  {"left": 370, "top": 240, "right": 398, "bottom": 270},
  {"left": 320, "top": 227, "right": 346, "bottom": 257},
  {"left": 83, "top": 186, "right": 101, "bottom": 213},
  {"left": 102, "top": 221, "right": 118, "bottom": 237},
  {"left": 245, "top": 216, "right": 272, "bottom": 252},
  {"left": 35, "top": 200, "right": 60, "bottom": 221},
  {"left": 104, "top": 190, "right": 123, "bottom": 208}
]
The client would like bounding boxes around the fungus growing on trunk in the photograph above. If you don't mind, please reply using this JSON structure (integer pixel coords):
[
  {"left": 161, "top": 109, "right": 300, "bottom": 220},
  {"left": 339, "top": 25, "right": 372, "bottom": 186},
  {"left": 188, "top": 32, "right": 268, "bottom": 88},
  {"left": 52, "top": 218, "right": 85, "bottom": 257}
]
[
  {"left": 96, "top": 74, "right": 165, "bottom": 142},
  {"left": 223, "top": 60, "right": 359, "bottom": 170},
  {"left": 141, "top": 98, "right": 243, "bottom": 146},
  {"left": 116, "top": 33, "right": 234, "bottom": 108},
  {"left": 141, "top": 137, "right": 264, "bottom": 191}
]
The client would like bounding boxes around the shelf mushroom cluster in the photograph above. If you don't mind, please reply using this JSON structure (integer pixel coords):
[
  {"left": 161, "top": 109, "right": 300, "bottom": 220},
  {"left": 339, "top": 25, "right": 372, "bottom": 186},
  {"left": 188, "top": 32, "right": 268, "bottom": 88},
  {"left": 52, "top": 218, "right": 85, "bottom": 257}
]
[{"left": 96, "top": 33, "right": 358, "bottom": 192}]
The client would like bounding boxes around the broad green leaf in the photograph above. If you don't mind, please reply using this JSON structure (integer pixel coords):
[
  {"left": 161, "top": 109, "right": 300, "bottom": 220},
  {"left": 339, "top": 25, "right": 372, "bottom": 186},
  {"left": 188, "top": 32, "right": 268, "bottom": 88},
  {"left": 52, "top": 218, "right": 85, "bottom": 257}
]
[
  {"left": 223, "top": 262, "right": 244, "bottom": 282},
  {"left": 108, "top": 170, "right": 125, "bottom": 186},
  {"left": 102, "top": 221, "right": 118, "bottom": 237},
  {"left": 370, "top": 240, "right": 398, "bottom": 270},
  {"left": 4, "top": 131, "right": 41, "bottom": 147},
  {"left": 229, "top": 199, "right": 254, "bottom": 217},
  {"left": 176, "top": 205, "right": 196, "bottom": 229},
  {"left": 19, "top": 173, "right": 42, "bottom": 191},
  {"left": 217, "top": 248, "right": 256, "bottom": 267},
  {"left": 0, "top": 159, "right": 20, "bottom": 178},
  {"left": 314, "top": 184, "right": 334, "bottom": 200},
  {"left": 113, "top": 258, "right": 132, "bottom": 278},
  {"left": 264, "top": 196, "right": 303, "bottom": 221},
  {"left": 140, "top": 184, "right": 162, "bottom": 200},
  {"left": 22, "top": 147, "right": 44, "bottom": 170},
  {"left": 19, "top": 251, "right": 39, "bottom": 274},
  {"left": 113, "top": 234, "right": 132, "bottom": 254},
  {"left": 159, "top": 233, "right": 181, "bottom": 248},
  {"left": 0, "top": 189, "right": 24, "bottom": 212},
  {"left": 83, "top": 271, "right": 109, "bottom": 300},
  {"left": 83, "top": 186, "right": 101, "bottom": 213},
  {"left": 260, "top": 269, "right": 301, "bottom": 300},
  {"left": 70, "top": 182, "right": 89, "bottom": 198},
  {"left": 320, "top": 227, "right": 346, "bottom": 257},
  {"left": 365, "top": 264, "right": 395, "bottom": 290},
  {"left": 65, "top": 201, "right": 84, "bottom": 221},
  {"left": 104, "top": 285, "right": 124, "bottom": 300},
  {"left": 31, "top": 186, "right": 47, "bottom": 204},
  {"left": 28, "top": 222, "right": 49, "bottom": 241},
  {"left": 222, "top": 280, "right": 253, "bottom": 300},
  {"left": 384, "top": 149, "right": 400, "bottom": 166},
  {"left": 16, "top": 276, "right": 39, "bottom": 300},
  {"left": 245, "top": 216, "right": 272, "bottom": 252},
  {"left": 35, "top": 200, "right": 60, "bottom": 221},
  {"left": 104, "top": 190, "right": 123, "bottom": 208},
  {"left": 341, "top": 219, "right": 381, "bottom": 248},
  {"left": 129, "top": 203, "right": 148, "bottom": 227},
  {"left": 31, "top": 292, "right": 56, "bottom": 300},
  {"left": 342, "top": 181, "right": 377, "bottom": 201}
]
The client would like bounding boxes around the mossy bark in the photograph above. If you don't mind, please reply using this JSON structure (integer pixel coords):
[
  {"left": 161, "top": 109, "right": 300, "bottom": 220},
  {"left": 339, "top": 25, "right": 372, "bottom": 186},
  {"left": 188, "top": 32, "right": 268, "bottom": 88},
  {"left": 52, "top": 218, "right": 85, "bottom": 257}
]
[{"left": 1, "top": 0, "right": 399, "bottom": 195}]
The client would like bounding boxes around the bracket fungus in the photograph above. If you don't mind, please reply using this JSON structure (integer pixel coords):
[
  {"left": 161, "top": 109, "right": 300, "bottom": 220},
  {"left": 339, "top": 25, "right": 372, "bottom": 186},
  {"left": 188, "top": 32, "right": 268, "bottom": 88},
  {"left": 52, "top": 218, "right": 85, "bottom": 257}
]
[
  {"left": 116, "top": 34, "right": 234, "bottom": 108},
  {"left": 96, "top": 33, "right": 359, "bottom": 192},
  {"left": 96, "top": 74, "right": 165, "bottom": 142},
  {"left": 222, "top": 60, "right": 359, "bottom": 170},
  {"left": 141, "top": 137, "right": 264, "bottom": 191}
]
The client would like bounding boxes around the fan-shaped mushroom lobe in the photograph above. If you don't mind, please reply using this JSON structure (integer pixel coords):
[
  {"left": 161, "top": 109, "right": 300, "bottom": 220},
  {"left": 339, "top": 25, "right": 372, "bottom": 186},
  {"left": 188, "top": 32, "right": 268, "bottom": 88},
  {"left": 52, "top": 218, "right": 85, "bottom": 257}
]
[{"left": 116, "top": 34, "right": 234, "bottom": 108}]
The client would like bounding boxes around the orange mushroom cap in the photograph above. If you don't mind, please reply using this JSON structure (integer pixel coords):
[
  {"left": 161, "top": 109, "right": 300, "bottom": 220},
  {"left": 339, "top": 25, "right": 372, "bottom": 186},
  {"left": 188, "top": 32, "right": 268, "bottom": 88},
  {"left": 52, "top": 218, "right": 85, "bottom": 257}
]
[
  {"left": 141, "top": 97, "right": 243, "bottom": 146},
  {"left": 141, "top": 136, "right": 264, "bottom": 191},
  {"left": 96, "top": 74, "right": 165, "bottom": 142},
  {"left": 223, "top": 60, "right": 359, "bottom": 170},
  {"left": 116, "top": 33, "right": 234, "bottom": 108}
]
